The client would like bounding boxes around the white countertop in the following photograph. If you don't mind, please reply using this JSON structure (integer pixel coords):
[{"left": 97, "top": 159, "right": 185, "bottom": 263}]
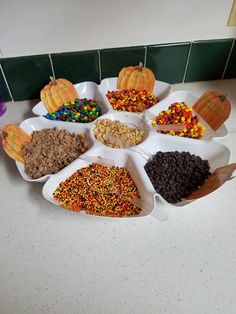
[{"left": 1, "top": 79, "right": 236, "bottom": 314}]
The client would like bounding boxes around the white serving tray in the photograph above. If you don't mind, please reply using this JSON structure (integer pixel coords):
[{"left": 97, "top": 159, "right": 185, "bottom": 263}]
[
  {"left": 11, "top": 80, "right": 232, "bottom": 219},
  {"left": 32, "top": 78, "right": 173, "bottom": 116}
]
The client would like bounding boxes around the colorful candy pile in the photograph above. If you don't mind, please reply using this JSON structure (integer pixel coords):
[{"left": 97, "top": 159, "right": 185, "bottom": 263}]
[
  {"left": 44, "top": 98, "right": 102, "bottom": 123},
  {"left": 53, "top": 164, "right": 141, "bottom": 217},
  {"left": 151, "top": 102, "right": 205, "bottom": 139},
  {"left": 106, "top": 89, "right": 159, "bottom": 112}
]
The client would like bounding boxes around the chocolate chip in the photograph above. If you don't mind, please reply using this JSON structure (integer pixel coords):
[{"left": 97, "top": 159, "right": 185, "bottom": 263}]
[{"left": 144, "top": 151, "right": 211, "bottom": 204}]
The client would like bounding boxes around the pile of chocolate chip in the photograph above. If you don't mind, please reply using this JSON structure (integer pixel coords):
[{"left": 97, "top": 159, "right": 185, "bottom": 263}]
[{"left": 144, "top": 151, "right": 211, "bottom": 204}]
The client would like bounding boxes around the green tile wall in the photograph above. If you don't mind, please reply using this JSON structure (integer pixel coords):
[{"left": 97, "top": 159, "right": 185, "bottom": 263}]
[
  {"left": 185, "top": 39, "right": 233, "bottom": 82},
  {"left": 146, "top": 43, "right": 190, "bottom": 84},
  {"left": 1, "top": 55, "right": 53, "bottom": 101},
  {"left": 0, "top": 67, "right": 11, "bottom": 102},
  {"left": 1, "top": 38, "right": 236, "bottom": 102},
  {"left": 51, "top": 51, "right": 100, "bottom": 84},
  {"left": 100, "top": 46, "right": 145, "bottom": 79},
  {"left": 224, "top": 40, "right": 236, "bottom": 79}
]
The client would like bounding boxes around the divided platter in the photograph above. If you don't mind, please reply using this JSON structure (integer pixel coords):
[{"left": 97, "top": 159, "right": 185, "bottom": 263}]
[
  {"left": 16, "top": 107, "right": 231, "bottom": 218},
  {"left": 11, "top": 78, "right": 231, "bottom": 218}
]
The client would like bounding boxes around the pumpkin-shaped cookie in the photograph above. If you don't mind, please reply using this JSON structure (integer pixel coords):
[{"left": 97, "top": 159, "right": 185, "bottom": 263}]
[
  {"left": 1, "top": 124, "right": 31, "bottom": 164},
  {"left": 193, "top": 91, "right": 231, "bottom": 131},
  {"left": 40, "top": 77, "right": 79, "bottom": 113},
  {"left": 117, "top": 62, "right": 155, "bottom": 93}
]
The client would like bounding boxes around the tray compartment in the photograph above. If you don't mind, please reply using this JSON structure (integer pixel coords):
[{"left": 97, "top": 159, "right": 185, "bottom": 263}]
[
  {"left": 42, "top": 147, "right": 156, "bottom": 218},
  {"left": 16, "top": 116, "right": 94, "bottom": 182}
]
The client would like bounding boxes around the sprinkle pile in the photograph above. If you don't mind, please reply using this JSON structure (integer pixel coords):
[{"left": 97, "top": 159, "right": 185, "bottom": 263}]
[
  {"left": 44, "top": 98, "right": 102, "bottom": 123},
  {"left": 151, "top": 102, "right": 205, "bottom": 139},
  {"left": 106, "top": 89, "right": 159, "bottom": 112},
  {"left": 53, "top": 164, "right": 141, "bottom": 217}
]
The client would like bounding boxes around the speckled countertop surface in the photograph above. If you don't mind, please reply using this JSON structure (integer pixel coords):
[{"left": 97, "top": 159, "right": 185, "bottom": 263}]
[{"left": 0, "top": 79, "right": 236, "bottom": 314}]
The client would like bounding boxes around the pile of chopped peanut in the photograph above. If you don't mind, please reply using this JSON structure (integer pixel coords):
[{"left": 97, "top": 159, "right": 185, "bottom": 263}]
[{"left": 93, "top": 119, "right": 145, "bottom": 148}]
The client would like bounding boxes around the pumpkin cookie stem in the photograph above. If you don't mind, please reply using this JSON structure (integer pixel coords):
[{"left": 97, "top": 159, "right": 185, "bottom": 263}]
[
  {"left": 219, "top": 92, "right": 229, "bottom": 101},
  {"left": 138, "top": 62, "right": 143, "bottom": 71},
  {"left": 49, "top": 76, "right": 57, "bottom": 85},
  {"left": 1, "top": 130, "right": 7, "bottom": 139}
]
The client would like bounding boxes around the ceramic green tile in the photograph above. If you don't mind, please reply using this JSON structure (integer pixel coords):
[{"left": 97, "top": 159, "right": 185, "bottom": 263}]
[
  {"left": 51, "top": 51, "right": 100, "bottom": 84},
  {"left": 224, "top": 40, "right": 236, "bottom": 78},
  {"left": 1, "top": 55, "right": 53, "bottom": 101},
  {"left": 0, "top": 67, "right": 11, "bottom": 102},
  {"left": 146, "top": 43, "right": 190, "bottom": 84},
  {"left": 100, "top": 46, "right": 145, "bottom": 79},
  {"left": 185, "top": 39, "right": 233, "bottom": 82}
]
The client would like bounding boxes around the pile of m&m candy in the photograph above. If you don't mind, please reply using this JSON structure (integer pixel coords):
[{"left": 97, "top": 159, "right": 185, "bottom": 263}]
[
  {"left": 151, "top": 102, "right": 205, "bottom": 139},
  {"left": 106, "top": 89, "right": 158, "bottom": 112},
  {"left": 44, "top": 98, "right": 102, "bottom": 123}
]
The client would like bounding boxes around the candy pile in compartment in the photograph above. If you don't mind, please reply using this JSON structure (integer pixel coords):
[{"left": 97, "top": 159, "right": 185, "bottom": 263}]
[
  {"left": 106, "top": 89, "right": 158, "bottom": 112},
  {"left": 53, "top": 164, "right": 141, "bottom": 217},
  {"left": 44, "top": 98, "right": 102, "bottom": 123},
  {"left": 151, "top": 102, "right": 205, "bottom": 139}
]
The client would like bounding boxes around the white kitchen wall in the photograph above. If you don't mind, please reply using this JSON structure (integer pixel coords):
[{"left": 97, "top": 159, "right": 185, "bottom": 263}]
[{"left": 0, "top": 0, "right": 236, "bottom": 58}]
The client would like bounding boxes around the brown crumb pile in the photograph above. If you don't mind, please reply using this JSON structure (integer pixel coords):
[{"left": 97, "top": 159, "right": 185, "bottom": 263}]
[{"left": 21, "top": 128, "right": 89, "bottom": 179}]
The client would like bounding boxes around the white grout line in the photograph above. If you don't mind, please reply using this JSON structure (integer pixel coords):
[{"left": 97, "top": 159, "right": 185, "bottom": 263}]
[
  {"left": 182, "top": 42, "right": 193, "bottom": 83},
  {"left": 0, "top": 63, "right": 14, "bottom": 102},
  {"left": 144, "top": 45, "right": 147, "bottom": 67},
  {"left": 222, "top": 39, "right": 235, "bottom": 79},
  {"left": 97, "top": 50, "right": 102, "bottom": 82},
  {"left": 48, "top": 54, "right": 56, "bottom": 79}
]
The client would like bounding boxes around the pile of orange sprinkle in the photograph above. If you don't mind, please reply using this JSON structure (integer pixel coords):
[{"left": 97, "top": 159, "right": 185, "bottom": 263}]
[{"left": 53, "top": 164, "right": 141, "bottom": 217}]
